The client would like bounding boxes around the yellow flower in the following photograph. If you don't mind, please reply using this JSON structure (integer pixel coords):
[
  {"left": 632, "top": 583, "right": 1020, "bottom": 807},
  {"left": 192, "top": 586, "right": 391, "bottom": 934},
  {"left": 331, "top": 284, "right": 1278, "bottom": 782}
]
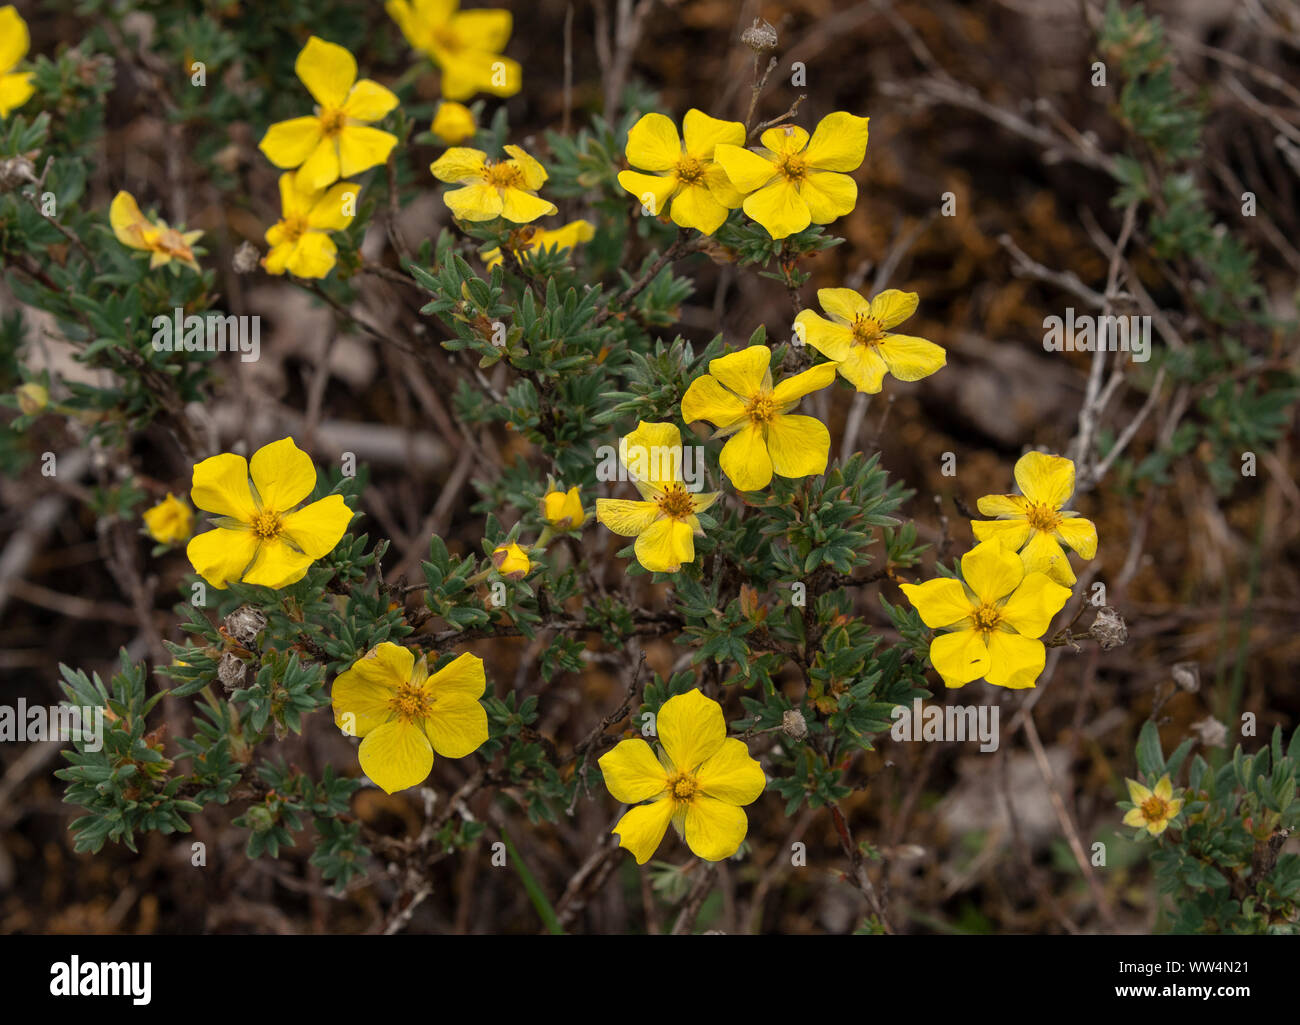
[
  {"left": 185, "top": 436, "right": 352, "bottom": 590},
  {"left": 431, "top": 100, "right": 476, "bottom": 144},
  {"left": 482, "top": 220, "right": 594, "bottom": 269},
  {"left": 430, "top": 144, "right": 556, "bottom": 223},
  {"left": 1123, "top": 775, "right": 1183, "bottom": 836},
  {"left": 110, "top": 191, "right": 203, "bottom": 272},
  {"left": 794, "top": 287, "right": 945, "bottom": 394},
  {"left": 263, "top": 171, "right": 360, "bottom": 279},
  {"left": 386, "top": 0, "right": 520, "bottom": 100},
  {"left": 681, "top": 344, "right": 836, "bottom": 492},
  {"left": 970, "top": 451, "right": 1097, "bottom": 586},
  {"left": 714, "top": 112, "right": 869, "bottom": 238},
  {"left": 331, "top": 642, "right": 488, "bottom": 794},
  {"left": 599, "top": 689, "right": 765, "bottom": 864},
  {"left": 899, "top": 538, "right": 1071, "bottom": 690},
  {"left": 144, "top": 493, "right": 194, "bottom": 546},
  {"left": 616, "top": 110, "right": 746, "bottom": 235},
  {"left": 0, "top": 6, "right": 35, "bottom": 118},
  {"left": 257, "top": 37, "right": 398, "bottom": 193},
  {"left": 491, "top": 541, "right": 530, "bottom": 579},
  {"left": 541, "top": 483, "right": 585, "bottom": 530},
  {"left": 595, "top": 421, "right": 719, "bottom": 573}
]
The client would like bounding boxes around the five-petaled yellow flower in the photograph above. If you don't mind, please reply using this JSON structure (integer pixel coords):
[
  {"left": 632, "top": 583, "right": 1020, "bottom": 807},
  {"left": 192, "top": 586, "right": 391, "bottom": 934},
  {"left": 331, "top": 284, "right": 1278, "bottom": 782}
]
[
  {"left": 0, "top": 6, "right": 35, "bottom": 118},
  {"left": 616, "top": 110, "right": 746, "bottom": 235},
  {"left": 900, "top": 538, "right": 1071, "bottom": 690},
  {"left": 794, "top": 287, "right": 946, "bottom": 394},
  {"left": 258, "top": 37, "right": 399, "bottom": 193},
  {"left": 143, "top": 493, "right": 194, "bottom": 546},
  {"left": 681, "top": 344, "right": 836, "bottom": 492},
  {"left": 970, "top": 451, "right": 1097, "bottom": 586},
  {"left": 491, "top": 541, "right": 530, "bottom": 579},
  {"left": 483, "top": 219, "right": 594, "bottom": 269},
  {"left": 599, "top": 689, "right": 765, "bottom": 864},
  {"left": 386, "top": 0, "right": 521, "bottom": 100},
  {"left": 595, "top": 421, "right": 719, "bottom": 574},
  {"left": 110, "top": 191, "right": 203, "bottom": 272},
  {"left": 430, "top": 144, "right": 556, "bottom": 223},
  {"left": 263, "top": 171, "right": 360, "bottom": 279},
  {"left": 186, "top": 437, "right": 352, "bottom": 590},
  {"left": 1123, "top": 775, "right": 1183, "bottom": 836},
  {"left": 431, "top": 100, "right": 477, "bottom": 144},
  {"left": 541, "top": 483, "right": 586, "bottom": 531},
  {"left": 332, "top": 642, "right": 489, "bottom": 794},
  {"left": 714, "top": 112, "right": 869, "bottom": 239}
]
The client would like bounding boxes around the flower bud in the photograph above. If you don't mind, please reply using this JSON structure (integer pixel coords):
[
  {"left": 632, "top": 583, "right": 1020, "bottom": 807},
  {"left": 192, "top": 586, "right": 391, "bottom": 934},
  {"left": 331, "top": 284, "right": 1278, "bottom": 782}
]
[
  {"left": 492, "top": 541, "right": 531, "bottom": 580},
  {"left": 431, "top": 101, "right": 477, "bottom": 145},
  {"left": 16, "top": 382, "right": 48, "bottom": 415},
  {"left": 541, "top": 484, "right": 585, "bottom": 530}
]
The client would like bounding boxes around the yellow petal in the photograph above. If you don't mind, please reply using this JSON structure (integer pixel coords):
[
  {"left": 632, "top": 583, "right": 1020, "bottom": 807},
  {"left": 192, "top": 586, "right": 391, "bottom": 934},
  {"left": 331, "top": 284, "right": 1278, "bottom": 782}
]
[
  {"left": 624, "top": 112, "right": 682, "bottom": 172},
  {"left": 720, "top": 423, "right": 773, "bottom": 492},
  {"left": 930, "top": 628, "right": 990, "bottom": 688},
  {"left": 259, "top": 116, "right": 325, "bottom": 169},
  {"left": 695, "top": 738, "right": 765, "bottom": 805},
  {"left": 338, "top": 124, "right": 398, "bottom": 178},
  {"left": 503, "top": 144, "right": 548, "bottom": 190},
  {"left": 742, "top": 178, "right": 810, "bottom": 239},
  {"left": 1154, "top": 775, "right": 1173, "bottom": 801},
  {"left": 190, "top": 452, "right": 256, "bottom": 520},
  {"left": 899, "top": 578, "right": 974, "bottom": 629},
  {"left": 960, "top": 538, "right": 1025, "bottom": 604},
  {"left": 818, "top": 287, "right": 872, "bottom": 324},
  {"left": 297, "top": 135, "right": 341, "bottom": 192},
  {"left": 713, "top": 143, "right": 777, "bottom": 193},
  {"left": 242, "top": 538, "right": 315, "bottom": 589},
  {"left": 800, "top": 170, "right": 857, "bottom": 224},
  {"left": 657, "top": 689, "right": 726, "bottom": 772},
  {"left": 430, "top": 147, "right": 488, "bottom": 184},
  {"left": 0, "top": 6, "right": 30, "bottom": 74},
  {"left": 684, "top": 796, "right": 748, "bottom": 861},
  {"left": 444, "top": 182, "right": 503, "bottom": 220},
  {"left": 249, "top": 437, "right": 317, "bottom": 512},
  {"left": 449, "top": 9, "right": 513, "bottom": 51},
  {"left": 598, "top": 739, "right": 670, "bottom": 804},
  {"left": 611, "top": 798, "right": 674, "bottom": 864},
  {"left": 295, "top": 36, "right": 357, "bottom": 109},
  {"left": 621, "top": 420, "right": 684, "bottom": 491},
  {"left": 766, "top": 414, "right": 829, "bottom": 480},
  {"left": 771, "top": 360, "right": 837, "bottom": 407},
  {"left": 333, "top": 644, "right": 409, "bottom": 736},
  {"left": 971, "top": 517, "right": 1032, "bottom": 551},
  {"left": 616, "top": 169, "right": 678, "bottom": 217},
  {"left": 1021, "top": 529, "right": 1075, "bottom": 585},
  {"left": 681, "top": 374, "right": 747, "bottom": 428},
  {"left": 794, "top": 310, "right": 852, "bottom": 361},
  {"left": 500, "top": 186, "right": 557, "bottom": 223},
  {"left": 669, "top": 182, "right": 729, "bottom": 234},
  {"left": 1014, "top": 451, "right": 1075, "bottom": 508},
  {"left": 358, "top": 718, "right": 433, "bottom": 794},
  {"left": 708, "top": 345, "right": 771, "bottom": 399},
  {"left": 284, "top": 232, "right": 339, "bottom": 279},
  {"left": 633, "top": 516, "right": 695, "bottom": 572},
  {"left": 1126, "top": 778, "right": 1153, "bottom": 804},
  {"left": 976, "top": 494, "right": 1026, "bottom": 517},
  {"left": 424, "top": 693, "right": 487, "bottom": 758},
  {"left": 186, "top": 528, "right": 259, "bottom": 590},
  {"left": 837, "top": 343, "right": 888, "bottom": 393},
  {"left": 999, "top": 571, "right": 1071, "bottom": 639},
  {"left": 759, "top": 124, "right": 810, "bottom": 155},
  {"left": 704, "top": 161, "right": 744, "bottom": 208},
  {"left": 1055, "top": 516, "right": 1098, "bottom": 560},
  {"left": 0, "top": 70, "right": 34, "bottom": 118},
  {"left": 596, "top": 498, "right": 661, "bottom": 537},
  {"left": 307, "top": 181, "right": 361, "bottom": 230},
  {"left": 681, "top": 108, "right": 744, "bottom": 158},
  {"left": 342, "top": 79, "right": 398, "bottom": 121},
  {"left": 805, "top": 111, "right": 869, "bottom": 171},
  {"left": 869, "top": 290, "right": 918, "bottom": 328},
  {"left": 427, "top": 651, "right": 487, "bottom": 701},
  {"left": 1122, "top": 808, "right": 1147, "bottom": 827},
  {"left": 109, "top": 191, "right": 151, "bottom": 250},
  {"left": 280, "top": 494, "right": 351, "bottom": 558},
  {"left": 877, "top": 333, "right": 947, "bottom": 382},
  {"left": 984, "top": 632, "right": 1047, "bottom": 689}
]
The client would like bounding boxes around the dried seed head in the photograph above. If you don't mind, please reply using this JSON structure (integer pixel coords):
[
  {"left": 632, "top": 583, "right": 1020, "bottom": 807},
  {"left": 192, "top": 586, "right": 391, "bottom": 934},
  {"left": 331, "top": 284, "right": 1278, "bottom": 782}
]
[
  {"left": 742, "top": 18, "right": 778, "bottom": 54},
  {"left": 1088, "top": 606, "right": 1128, "bottom": 650},
  {"left": 781, "top": 708, "right": 808, "bottom": 741},
  {"left": 217, "top": 651, "right": 248, "bottom": 693},
  {"left": 224, "top": 605, "right": 267, "bottom": 648},
  {"left": 0, "top": 154, "right": 37, "bottom": 192},
  {"left": 1171, "top": 661, "right": 1200, "bottom": 692},
  {"left": 1190, "top": 716, "right": 1227, "bottom": 748},
  {"left": 232, "top": 240, "right": 261, "bottom": 274}
]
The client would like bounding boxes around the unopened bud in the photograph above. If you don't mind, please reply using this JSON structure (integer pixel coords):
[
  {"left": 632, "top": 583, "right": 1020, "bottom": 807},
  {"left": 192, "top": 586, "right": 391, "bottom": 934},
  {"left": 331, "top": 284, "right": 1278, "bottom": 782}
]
[{"left": 16, "top": 382, "right": 49, "bottom": 415}]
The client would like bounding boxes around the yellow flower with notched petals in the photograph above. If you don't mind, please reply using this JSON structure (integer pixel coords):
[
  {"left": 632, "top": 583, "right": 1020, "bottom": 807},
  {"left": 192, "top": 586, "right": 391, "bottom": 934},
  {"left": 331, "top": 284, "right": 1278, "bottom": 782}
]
[
  {"left": 681, "top": 344, "right": 836, "bottom": 492},
  {"left": 430, "top": 144, "right": 556, "bottom": 223},
  {"left": 431, "top": 100, "right": 476, "bottom": 144},
  {"left": 258, "top": 37, "right": 398, "bottom": 193},
  {"left": 143, "top": 493, "right": 193, "bottom": 546},
  {"left": 483, "top": 220, "right": 594, "bottom": 269},
  {"left": 1123, "top": 775, "right": 1183, "bottom": 836},
  {"left": 599, "top": 689, "right": 765, "bottom": 864},
  {"left": 0, "top": 6, "right": 35, "bottom": 118},
  {"left": 386, "top": 0, "right": 520, "bottom": 100},
  {"left": 794, "top": 287, "right": 945, "bottom": 394},
  {"left": 900, "top": 538, "right": 1071, "bottom": 690},
  {"left": 110, "top": 191, "right": 203, "bottom": 272},
  {"left": 186, "top": 437, "right": 352, "bottom": 590},
  {"left": 970, "top": 451, "right": 1097, "bottom": 586},
  {"left": 616, "top": 110, "right": 746, "bottom": 235},
  {"left": 714, "top": 112, "right": 869, "bottom": 239},
  {"left": 332, "top": 642, "right": 488, "bottom": 794},
  {"left": 263, "top": 172, "right": 360, "bottom": 279},
  {"left": 541, "top": 483, "right": 586, "bottom": 530},
  {"left": 595, "top": 421, "right": 719, "bottom": 574}
]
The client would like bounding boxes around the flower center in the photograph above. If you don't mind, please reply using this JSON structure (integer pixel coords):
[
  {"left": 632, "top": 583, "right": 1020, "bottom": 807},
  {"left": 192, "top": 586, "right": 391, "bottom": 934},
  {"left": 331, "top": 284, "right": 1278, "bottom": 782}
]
[
  {"left": 669, "top": 773, "right": 698, "bottom": 803},
  {"left": 390, "top": 683, "right": 431, "bottom": 722},
  {"left": 675, "top": 155, "right": 705, "bottom": 185},
  {"left": 971, "top": 603, "right": 1003, "bottom": 634},
  {"left": 746, "top": 391, "right": 777, "bottom": 424},
  {"left": 851, "top": 314, "right": 884, "bottom": 346},
  {"left": 1141, "top": 795, "right": 1168, "bottom": 821},
  {"left": 431, "top": 26, "right": 463, "bottom": 54},
  {"left": 319, "top": 107, "right": 348, "bottom": 138},
  {"left": 656, "top": 484, "right": 695, "bottom": 520},
  {"left": 483, "top": 161, "right": 525, "bottom": 190},
  {"left": 777, "top": 153, "right": 807, "bottom": 183},
  {"left": 250, "top": 510, "right": 283, "bottom": 540},
  {"left": 1024, "top": 502, "right": 1062, "bottom": 532},
  {"left": 281, "top": 215, "right": 309, "bottom": 243}
]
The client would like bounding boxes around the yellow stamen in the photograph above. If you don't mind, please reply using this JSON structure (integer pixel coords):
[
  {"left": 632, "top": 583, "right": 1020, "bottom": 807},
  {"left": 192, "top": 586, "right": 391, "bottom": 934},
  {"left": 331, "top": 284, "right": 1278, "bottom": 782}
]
[
  {"left": 1140, "top": 795, "right": 1168, "bottom": 822},
  {"left": 250, "top": 510, "right": 283, "bottom": 540},
  {"left": 390, "top": 683, "right": 431, "bottom": 722},
  {"left": 777, "top": 153, "right": 807, "bottom": 182},
  {"left": 669, "top": 773, "right": 698, "bottom": 803},
  {"left": 971, "top": 603, "right": 1003, "bottom": 633},
  {"left": 483, "top": 161, "right": 525, "bottom": 189},
  {"left": 656, "top": 484, "right": 695, "bottom": 520},
  {"left": 280, "top": 215, "right": 309, "bottom": 244},
  {"left": 675, "top": 155, "right": 705, "bottom": 185},
  {"left": 746, "top": 392, "right": 777, "bottom": 424},
  {"left": 1024, "top": 502, "right": 1062, "bottom": 532},
  {"left": 852, "top": 314, "right": 884, "bottom": 346},
  {"left": 319, "top": 108, "right": 348, "bottom": 138}
]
